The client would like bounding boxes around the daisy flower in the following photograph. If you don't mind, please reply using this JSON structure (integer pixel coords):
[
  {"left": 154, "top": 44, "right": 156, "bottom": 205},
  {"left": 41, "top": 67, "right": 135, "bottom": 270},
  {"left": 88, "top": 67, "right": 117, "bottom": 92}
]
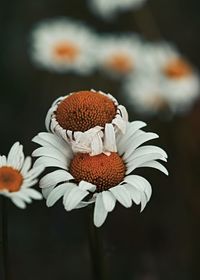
[
  {"left": 0, "top": 142, "right": 44, "bottom": 209},
  {"left": 89, "top": 0, "right": 147, "bottom": 19},
  {"left": 137, "top": 42, "right": 200, "bottom": 113},
  {"left": 95, "top": 35, "right": 143, "bottom": 78},
  {"left": 124, "top": 73, "right": 168, "bottom": 115},
  {"left": 30, "top": 18, "right": 96, "bottom": 74},
  {"left": 45, "top": 89, "right": 128, "bottom": 155},
  {"left": 32, "top": 121, "right": 168, "bottom": 227}
]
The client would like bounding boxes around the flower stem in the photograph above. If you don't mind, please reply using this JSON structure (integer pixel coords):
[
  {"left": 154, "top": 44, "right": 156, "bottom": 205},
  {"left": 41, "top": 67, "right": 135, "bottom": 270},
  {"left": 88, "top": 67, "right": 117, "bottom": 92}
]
[
  {"left": 0, "top": 197, "right": 8, "bottom": 280},
  {"left": 87, "top": 207, "right": 110, "bottom": 280}
]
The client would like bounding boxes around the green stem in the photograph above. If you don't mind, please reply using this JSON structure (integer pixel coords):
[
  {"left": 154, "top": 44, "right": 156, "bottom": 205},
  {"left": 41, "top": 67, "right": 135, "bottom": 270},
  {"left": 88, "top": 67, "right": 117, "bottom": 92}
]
[
  {"left": 0, "top": 197, "right": 8, "bottom": 280},
  {"left": 87, "top": 206, "right": 109, "bottom": 280}
]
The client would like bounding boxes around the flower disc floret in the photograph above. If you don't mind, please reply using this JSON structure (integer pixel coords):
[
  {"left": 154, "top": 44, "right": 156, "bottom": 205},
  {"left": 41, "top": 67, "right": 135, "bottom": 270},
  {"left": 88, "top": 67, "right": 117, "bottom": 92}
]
[
  {"left": 0, "top": 167, "right": 23, "bottom": 192},
  {"left": 69, "top": 152, "right": 125, "bottom": 192},
  {"left": 164, "top": 58, "right": 192, "bottom": 79},
  {"left": 56, "top": 90, "right": 117, "bottom": 132}
]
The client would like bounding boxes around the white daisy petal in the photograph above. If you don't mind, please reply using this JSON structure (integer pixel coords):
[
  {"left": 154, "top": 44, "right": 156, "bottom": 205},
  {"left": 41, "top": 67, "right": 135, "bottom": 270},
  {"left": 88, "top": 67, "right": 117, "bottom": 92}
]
[
  {"left": 0, "top": 155, "right": 7, "bottom": 167},
  {"left": 11, "top": 197, "right": 26, "bottom": 209},
  {"left": 139, "top": 160, "right": 169, "bottom": 175},
  {"left": 63, "top": 183, "right": 77, "bottom": 205},
  {"left": 126, "top": 153, "right": 166, "bottom": 174},
  {"left": 40, "top": 170, "right": 73, "bottom": 189},
  {"left": 42, "top": 186, "right": 55, "bottom": 199},
  {"left": 32, "top": 147, "right": 67, "bottom": 164},
  {"left": 90, "top": 133, "right": 104, "bottom": 156},
  {"left": 79, "top": 181, "right": 96, "bottom": 192},
  {"left": 125, "top": 184, "right": 141, "bottom": 205},
  {"left": 46, "top": 183, "right": 68, "bottom": 207},
  {"left": 109, "top": 185, "right": 132, "bottom": 208},
  {"left": 123, "top": 175, "right": 152, "bottom": 201},
  {"left": 117, "top": 121, "right": 146, "bottom": 154},
  {"left": 94, "top": 193, "right": 108, "bottom": 227},
  {"left": 64, "top": 187, "right": 89, "bottom": 211},
  {"left": 22, "top": 188, "right": 42, "bottom": 200},
  {"left": 104, "top": 123, "right": 117, "bottom": 152},
  {"left": 33, "top": 156, "right": 67, "bottom": 170},
  {"left": 123, "top": 132, "right": 159, "bottom": 160},
  {"left": 125, "top": 145, "right": 168, "bottom": 162},
  {"left": 140, "top": 192, "right": 148, "bottom": 212},
  {"left": 21, "top": 156, "right": 32, "bottom": 175},
  {"left": 102, "top": 191, "right": 116, "bottom": 212}
]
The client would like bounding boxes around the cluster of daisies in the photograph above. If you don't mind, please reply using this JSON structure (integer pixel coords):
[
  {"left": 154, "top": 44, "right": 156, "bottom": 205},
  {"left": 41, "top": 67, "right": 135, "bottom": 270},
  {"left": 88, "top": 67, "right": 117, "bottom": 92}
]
[
  {"left": 30, "top": 18, "right": 200, "bottom": 116},
  {"left": 32, "top": 89, "right": 168, "bottom": 227},
  {"left": 0, "top": 89, "right": 168, "bottom": 226}
]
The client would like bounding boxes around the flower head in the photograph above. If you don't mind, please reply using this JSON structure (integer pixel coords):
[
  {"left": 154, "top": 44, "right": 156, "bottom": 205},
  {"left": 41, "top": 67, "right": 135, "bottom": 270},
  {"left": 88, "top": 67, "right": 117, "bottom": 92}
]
[
  {"left": 89, "top": 0, "right": 147, "bottom": 19},
  {"left": 30, "top": 18, "right": 96, "bottom": 74},
  {"left": 124, "top": 42, "right": 200, "bottom": 115},
  {"left": 32, "top": 121, "right": 168, "bottom": 227},
  {"left": 46, "top": 89, "right": 128, "bottom": 155},
  {"left": 95, "top": 35, "right": 143, "bottom": 78},
  {"left": 0, "top": 142, "right": 44, "bottom": 208}
]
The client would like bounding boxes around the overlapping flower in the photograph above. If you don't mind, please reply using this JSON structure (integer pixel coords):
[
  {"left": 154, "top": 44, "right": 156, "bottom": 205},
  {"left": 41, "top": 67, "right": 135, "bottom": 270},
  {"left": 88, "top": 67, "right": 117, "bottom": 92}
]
[
  {"left": 124, "top": 42, "right": 200, "bottom": 115},
  {"left": 45, "top": 89, "right": 128, "bottom": 155},
  {"left": 0, "top": 142, "right": 44, "bottom": 208},
  {"left": 33, "top": 89, "right": 168, "bottom": 227}
]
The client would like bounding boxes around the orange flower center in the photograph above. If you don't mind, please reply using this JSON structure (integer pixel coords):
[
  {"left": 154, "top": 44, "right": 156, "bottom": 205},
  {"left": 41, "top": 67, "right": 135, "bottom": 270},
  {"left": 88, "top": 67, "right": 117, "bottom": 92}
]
[
  {"left": 69, "top": 153, "right": 126, "bottom": 192},
  {"left": 164, "top": 58, "right": 192, "bottom": 79},
  {"left": 0, "top": 166, "right": 23, "bottom": 192},
  {"left": 56, "top": 90, "right": 116, "bottom": 132},
  {"left": 106, "top": 53, "right": 133, "bottom": 73},
  {"left": 53, "top": 41, "right": 79, "bottom": 61}
]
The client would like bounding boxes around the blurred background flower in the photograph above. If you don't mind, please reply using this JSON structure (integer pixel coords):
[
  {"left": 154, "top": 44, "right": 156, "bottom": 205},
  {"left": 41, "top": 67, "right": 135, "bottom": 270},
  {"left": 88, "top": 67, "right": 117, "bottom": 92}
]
[
  {"left": 89, "top": 0, "right": 148, "bottom": 19},
  {"left": 1, "top": 0, "right": 200, "bottom": 279}
]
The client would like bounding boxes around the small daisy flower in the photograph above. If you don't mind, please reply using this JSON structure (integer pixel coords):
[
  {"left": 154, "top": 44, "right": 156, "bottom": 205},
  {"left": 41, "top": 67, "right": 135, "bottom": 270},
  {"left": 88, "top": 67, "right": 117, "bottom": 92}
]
[
  {"left": 45, "top": 89, "right": 128, "bottom": 155},
  {"left": 95, "top": 35, "right": 143, "bottom": 78},
  {"left": 89, "top": 0, "right": 147, "bottom": 19},
  {"left": 0, "top": 142, "right": 44, "bottom": 209},
  {"left": 30, "top": 18, "right": 96, "bottom": 74},
  {"left": 32, "top": 121, "right": 168, "bottom": 227},
  {"left": 139, "top": 42, "right": 200, "bottom": 113},
  {"left": 124, "top": 73, "right": 168, "bottom": 115}
]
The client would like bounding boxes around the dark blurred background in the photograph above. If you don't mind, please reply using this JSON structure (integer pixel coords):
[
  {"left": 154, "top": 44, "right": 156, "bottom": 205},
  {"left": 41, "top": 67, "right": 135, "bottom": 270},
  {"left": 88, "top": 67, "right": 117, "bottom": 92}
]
[{"left": 0, "top": 0, "right": 200, "bottom": 279}]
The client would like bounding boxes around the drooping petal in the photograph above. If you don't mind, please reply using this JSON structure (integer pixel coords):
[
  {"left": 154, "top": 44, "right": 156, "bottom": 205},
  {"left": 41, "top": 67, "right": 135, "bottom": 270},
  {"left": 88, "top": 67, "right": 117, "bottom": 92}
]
[
  {"left": 125, "top": 184, "right": 141, "bottom": 205},
  {"left": 109, "top": 185, "right": 132, "bottom": 208},
  {"left": 11, "top": 197, "right": 26, "bottom": 209},
  {"left": 46, "top": 183, "right": 68, "bottom": 207},
  {"left": 102, "top": 191, "right": 116, "bottom": 212},
  {"left": 64, "top": 187, "right": 89, "bottom": 211},
  {"left": 104, "top": 123, "right": 117, "bottom": 152},
  {"left": 93, "top": 193, "right": 108, "bottom": 227}
]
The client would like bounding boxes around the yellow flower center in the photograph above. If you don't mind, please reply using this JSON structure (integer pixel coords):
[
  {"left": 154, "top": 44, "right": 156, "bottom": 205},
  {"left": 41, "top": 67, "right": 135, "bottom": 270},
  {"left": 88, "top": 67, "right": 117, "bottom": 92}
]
[
  {"left": 53, "top": 41, "right": 79, "bottom": 61},
  {"left": 56, "top": 90, "right": 117, "bottom": 132},
  {"left": 0, "top": 166, "right": 23, "bottom": 192},
  {"left": 69, "top": 153, "right": 126, "bottom": 192},
  {"left": 106, "top": 53, "right": 133, "bottom": 73},
  {"left": 164, "top": 58, "right": 192, "bottom": 79}
]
